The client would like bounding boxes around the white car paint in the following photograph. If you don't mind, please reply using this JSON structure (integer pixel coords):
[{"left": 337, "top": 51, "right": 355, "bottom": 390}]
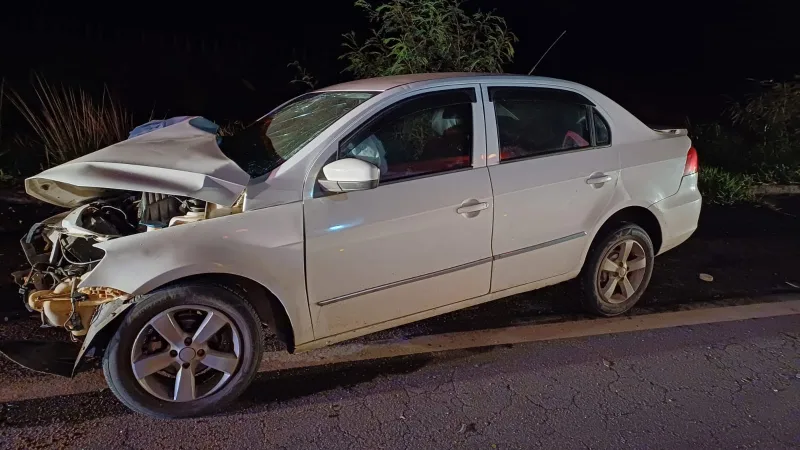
[
  {"left": 318, "top": 158, "right": 380, "bottom": 192},
  {"left": 28, "top": 73, "right": 701, "bottom": 352},
  {"left": 648, "top": 173, "right": 702, "bottom": 254},
  {"left": 26, "top": 118, "right": 250, "bottom": 208},
  {"left": 80, "top": 202, "right": 315, "bottom": 344}
]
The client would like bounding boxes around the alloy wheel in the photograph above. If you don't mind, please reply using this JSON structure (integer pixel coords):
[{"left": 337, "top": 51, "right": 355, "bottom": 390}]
[
  {"left": 130, "top": 305, "right": 241, "bottom": 402},
  {"left": 596, "top": 239, "right": 648, "bottom": 304}
]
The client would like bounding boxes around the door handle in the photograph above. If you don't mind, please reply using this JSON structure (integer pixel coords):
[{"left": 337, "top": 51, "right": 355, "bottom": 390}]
[
  {"left": 586, "top": 174, "right": 612, "bottom": 185},
  {"left": 457, "top": 199, "right": 489, "bottom": 217},
  {"left": 457, "top": 202, "right": 488, "bottom": 214}
]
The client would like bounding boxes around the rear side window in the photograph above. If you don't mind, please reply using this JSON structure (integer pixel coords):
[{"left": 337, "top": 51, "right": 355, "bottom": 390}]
[
  {"left": 490, "top": 87, "right": 593, "bottom": 162},
  {"left": 339, "top": 89, "right": 475, "bottom": 183},
  {"left": 593, "top": 109, "right": 611, "bottom": 146}
]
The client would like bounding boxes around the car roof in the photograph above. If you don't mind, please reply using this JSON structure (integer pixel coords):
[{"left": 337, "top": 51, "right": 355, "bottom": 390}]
[{"left": 315, "top": 72, "right": 573, "bottom": 92}]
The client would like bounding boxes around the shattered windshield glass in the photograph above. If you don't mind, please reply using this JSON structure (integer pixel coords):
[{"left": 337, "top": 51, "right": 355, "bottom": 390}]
[{"left": 220, "top": 91, "right": 377, "bottom": 177}]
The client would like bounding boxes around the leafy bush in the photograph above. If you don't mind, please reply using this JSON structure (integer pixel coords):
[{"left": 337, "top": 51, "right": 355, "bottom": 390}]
[
  {"left": 728, "top": 77, "right": 800, "bottom": 165},
  {"left": 698, "top": 166, "right": 755, "bottom": 205},
  {"left": 287, "top": 61, "right": 318, "bottom": 90},
  {"left": 690, "top": 123, "right": 748, "bottom": 172},
  {"left": 7, "top": 74, "right": 134, "bottom": 168},
  {"left": 341, "top": 0, "right": 517, "bottom": 79},
  {"left": 691, "top": 76, "right": 800, "bottom": 185}
]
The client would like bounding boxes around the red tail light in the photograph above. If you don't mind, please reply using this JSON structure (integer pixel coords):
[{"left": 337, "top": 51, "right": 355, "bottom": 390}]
[{"left": 684, "top": 146, "right": 698, "bottom": 175}]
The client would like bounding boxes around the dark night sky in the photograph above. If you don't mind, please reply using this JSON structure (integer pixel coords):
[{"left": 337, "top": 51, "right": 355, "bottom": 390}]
[{"left": 1, "top": 0, "right": 797, "bottom": 126}]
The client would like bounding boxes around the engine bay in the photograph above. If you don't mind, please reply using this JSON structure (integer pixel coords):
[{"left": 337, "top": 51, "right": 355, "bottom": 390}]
[{"left": 13, "top": 191, "right": 242, "bottom": 337}]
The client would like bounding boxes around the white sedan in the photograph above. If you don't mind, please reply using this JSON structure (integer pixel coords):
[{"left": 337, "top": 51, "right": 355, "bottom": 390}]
[{"left": 7, "top": 73, "right": 701, "bottom": 418}]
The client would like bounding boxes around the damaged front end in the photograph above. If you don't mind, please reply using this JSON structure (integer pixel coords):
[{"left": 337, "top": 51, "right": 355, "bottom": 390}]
[
  {"left": 5, "top": 191, "right": 245, "bottom": 376},
  {"left": 15, "top": 197, "right": 137, "bottom": 337},
  {"left": 1, "top": 116, "right": 250, "bottom": 376}
]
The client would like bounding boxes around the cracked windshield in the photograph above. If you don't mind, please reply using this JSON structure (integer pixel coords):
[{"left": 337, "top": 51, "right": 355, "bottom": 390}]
[{"left": 221, "top": 92, "right": 376, "bottom": 177}]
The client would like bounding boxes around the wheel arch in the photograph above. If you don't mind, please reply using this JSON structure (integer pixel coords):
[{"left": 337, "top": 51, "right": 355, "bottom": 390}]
[
  {"left": 81, "top": 273, "right": 297, "bottom": 372},
  {"left": 165, "top": 273, "right": 296, "bottom": 353},
  {"left": 583, "top": 205, "right": 663, "bottom": 267}
]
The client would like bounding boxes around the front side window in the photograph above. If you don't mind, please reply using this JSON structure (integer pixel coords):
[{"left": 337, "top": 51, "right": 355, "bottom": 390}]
[
  {"left": 339, "top": 89, "right": 475, "bottom": 183},
  {"left": 221, "top": 91, "right": 376, "bottom": 177},
  {"left": 491, "top": 88, "right": 592, "bottom": 162}
]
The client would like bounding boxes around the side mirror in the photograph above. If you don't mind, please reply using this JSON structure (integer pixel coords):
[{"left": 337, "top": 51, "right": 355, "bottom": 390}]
[{"left": 318, "top": 158, "right": 380, "bottom": 193}]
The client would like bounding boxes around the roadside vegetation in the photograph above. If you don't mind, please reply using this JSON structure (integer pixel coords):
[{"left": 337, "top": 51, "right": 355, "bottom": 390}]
[
  {"left": 8, "top": 74, "right": 134, "bottom": 169},
  {"left": 0, "top": 74, "right": 134, "bottom": 184},
  {"left": 340, "top": 0, "right": 516, "bottom": 78},
  {"left": 0, "top": 0, "right": 797, "bottom": 208},
  {"left": 692, "top": 76, "right": 800, "bottom": 204}
]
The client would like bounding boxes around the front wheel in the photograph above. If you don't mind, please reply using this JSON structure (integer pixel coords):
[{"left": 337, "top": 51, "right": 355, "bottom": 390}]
[
  {"left": 102, "top": 282, "right": 264, "bottom": 418},
  {"left": 581, "top": 224, "right": 655, "bottom": 316}
]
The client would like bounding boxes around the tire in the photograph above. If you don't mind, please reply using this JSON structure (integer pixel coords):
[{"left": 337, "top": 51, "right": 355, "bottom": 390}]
[
  {"left": 580, "top": 224, "right": 655, "bottom": 316},
  {"left": 102, "top": 282, "right": 264, "bottom": 419}
]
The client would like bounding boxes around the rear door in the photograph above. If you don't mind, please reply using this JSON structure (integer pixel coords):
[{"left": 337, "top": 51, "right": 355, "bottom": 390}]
[
  {"left": 482, "top": 85, "right": 620, "bottom": 292},
  {"left": 304, "top": 86, "right": 494, "bottom": 338}
]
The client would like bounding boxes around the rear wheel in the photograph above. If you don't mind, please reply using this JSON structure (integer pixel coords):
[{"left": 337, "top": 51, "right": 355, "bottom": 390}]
[
  {"left": 103, "top": 282, "right": 263, "bottom": 418},
  {"left": 581, "top": 224, "right": 654, "bottom": 316}
]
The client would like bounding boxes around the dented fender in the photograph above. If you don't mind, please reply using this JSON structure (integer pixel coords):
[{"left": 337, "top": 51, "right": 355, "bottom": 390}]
[{"left": 79, "top": 202, "right": 315, "bottom": 346}]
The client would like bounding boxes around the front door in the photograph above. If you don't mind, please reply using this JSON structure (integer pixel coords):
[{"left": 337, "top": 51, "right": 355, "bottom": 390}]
[
  {"left": 304, "top": 87, "right": 494, "bottom": 338},
  {"left": 482, "top": 85, "right": 620, "bottom": 292}
]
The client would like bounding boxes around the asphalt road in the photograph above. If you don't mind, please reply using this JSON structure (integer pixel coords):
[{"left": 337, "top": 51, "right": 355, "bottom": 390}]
[{"left": 1, "top": 315, "right": 798, "bottom": 449}]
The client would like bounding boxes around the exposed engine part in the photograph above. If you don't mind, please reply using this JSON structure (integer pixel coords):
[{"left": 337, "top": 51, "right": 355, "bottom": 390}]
[
  {"left": 60, "top": 197, "right": 138, "bottom": 240},
  {"left": 167, "top": 210, "right": 204, "bottom": 227},
  {"left": 140, "top": 193, "right": 184, "bottom": 228},
  {"left": 60, "top": 234, "right": 106, "bottom": 265},
  {"left": 27, "top": 276, "right": 128, "bottom": 336},
  {"left": 15, "top": 189, "right": 242, "bottom": 333},
  {"left": 206, "top": 201, "right": 238, "bottom": 219}
]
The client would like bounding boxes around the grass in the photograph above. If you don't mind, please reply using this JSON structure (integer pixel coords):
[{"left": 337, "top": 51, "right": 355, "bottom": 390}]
[
  {"left": 7, "top": 74, "right": 134, "bottom": 168},
  {"left": 698, "top": 166, "right": 756, "bottom": 205},
  {"left": 0, "top": 169, "right": 16, "bottom": 185},
  {"left": 751, "top": 162, "right": 800, "bottom": 185}
]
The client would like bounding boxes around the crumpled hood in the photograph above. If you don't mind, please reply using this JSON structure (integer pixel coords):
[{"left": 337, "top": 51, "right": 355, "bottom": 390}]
[{"left": 25, "top": 118, "right": 250, "bottom": 208}]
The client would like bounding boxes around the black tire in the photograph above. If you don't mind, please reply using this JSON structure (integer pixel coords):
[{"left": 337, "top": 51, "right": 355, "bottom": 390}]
[
  {"left": 102, "top": 282, "right": 264, "bottom": 419},
  {"left": 580, "top": 224, "right": 655, "bottom": 316}
]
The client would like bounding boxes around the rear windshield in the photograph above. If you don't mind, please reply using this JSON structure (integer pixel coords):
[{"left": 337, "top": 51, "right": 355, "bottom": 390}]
[{"left": 220, "top": 91, "right": 377, "bottom": 177}]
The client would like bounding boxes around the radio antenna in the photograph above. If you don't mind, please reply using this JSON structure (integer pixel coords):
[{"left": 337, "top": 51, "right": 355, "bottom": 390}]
[{"left": 528, "top": 30, "right": 567, "bottom": 75}]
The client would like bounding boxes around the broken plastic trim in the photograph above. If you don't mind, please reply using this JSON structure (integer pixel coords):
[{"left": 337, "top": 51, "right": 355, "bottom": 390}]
[
  {"left": 0, "top": 296, "right": 135, "bottom": 377},
  {"left": 72, "top": 296, "right": 134, "bottom": 375}
]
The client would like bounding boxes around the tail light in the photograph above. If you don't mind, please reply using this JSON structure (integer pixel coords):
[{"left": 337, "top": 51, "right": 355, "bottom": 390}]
[{"left": 684, "top": 146, "right": 698, "bottom": 176}]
